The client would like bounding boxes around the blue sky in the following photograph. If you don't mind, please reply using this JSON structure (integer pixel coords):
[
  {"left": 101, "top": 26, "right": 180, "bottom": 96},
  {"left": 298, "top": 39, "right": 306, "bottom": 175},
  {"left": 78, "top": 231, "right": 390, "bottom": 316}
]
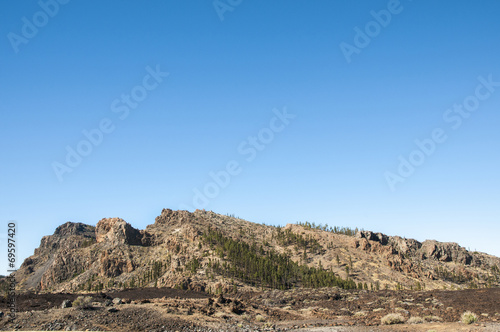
[{"left": 1, "top": 0, "right": 500, "bottom": 275}]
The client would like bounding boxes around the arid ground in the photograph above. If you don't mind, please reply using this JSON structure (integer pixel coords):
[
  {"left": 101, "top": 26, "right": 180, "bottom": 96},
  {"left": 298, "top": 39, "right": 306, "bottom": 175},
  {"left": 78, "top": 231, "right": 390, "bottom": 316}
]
[{"left": 1, "top": 287, "right": 499, "bottom": 331}]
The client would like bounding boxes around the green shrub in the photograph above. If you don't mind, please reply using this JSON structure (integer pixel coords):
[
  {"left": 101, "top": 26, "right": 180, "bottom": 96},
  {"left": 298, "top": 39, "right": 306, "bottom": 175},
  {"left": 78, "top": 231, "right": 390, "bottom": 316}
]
[{"left": 461, "top": 311, "right": 478, "bottom": 324}]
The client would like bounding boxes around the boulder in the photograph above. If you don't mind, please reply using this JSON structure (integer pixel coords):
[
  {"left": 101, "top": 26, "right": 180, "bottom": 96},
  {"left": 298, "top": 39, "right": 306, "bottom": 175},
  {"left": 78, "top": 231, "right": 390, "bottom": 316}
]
[
  {"left": 112, "top": 298, "right": 122, "bottom": 305},
  {"left": 61, "top": 300, "right": 72, "bottom": 308}
]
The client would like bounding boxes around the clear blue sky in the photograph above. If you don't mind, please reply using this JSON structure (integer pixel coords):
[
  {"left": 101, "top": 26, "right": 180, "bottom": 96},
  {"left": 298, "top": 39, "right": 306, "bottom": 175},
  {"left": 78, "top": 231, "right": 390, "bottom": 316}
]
[{"left": 1, "top": 0, "right": 500, "bottom": 275}]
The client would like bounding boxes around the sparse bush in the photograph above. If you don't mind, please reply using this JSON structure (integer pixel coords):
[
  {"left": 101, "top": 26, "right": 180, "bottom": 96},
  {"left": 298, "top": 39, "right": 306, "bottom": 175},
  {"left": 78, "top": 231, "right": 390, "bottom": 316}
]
[
  {"left": 255, "top": 314, "right": 265, "bottom": 322},
  {"left": 381, "top": 313, "right": 405, "bottom": 325},
  {"left": 73, "top": 296, "right": 93, "bottom": 309},
  {"left": 461, "top": 311, "right": 479, "bottom": 324},
  {"left": 424, "top": 315, "right": 443, "bottom": 322},
  {"left": 407, "top": 316, "right": 424, "bottom": 324}
]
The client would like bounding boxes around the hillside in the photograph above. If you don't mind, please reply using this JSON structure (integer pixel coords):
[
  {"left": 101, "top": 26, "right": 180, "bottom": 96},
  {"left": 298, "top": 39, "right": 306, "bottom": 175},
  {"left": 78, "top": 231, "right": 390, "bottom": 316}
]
[
  {"left": 2, "top": 209, "right": 500, "bottom": 331},
  {"left": 12, "top": 209, "right": 500, "bottom": 294}
]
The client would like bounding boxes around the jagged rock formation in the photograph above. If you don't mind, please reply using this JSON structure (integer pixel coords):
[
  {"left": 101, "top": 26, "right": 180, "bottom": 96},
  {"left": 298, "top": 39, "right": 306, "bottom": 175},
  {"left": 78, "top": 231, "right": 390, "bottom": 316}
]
[
  {"left": 95, "top": 218, "right": 151, "bottom": 246},
  {"left": 420, "top": 240, "right": 473, "bottom": 265},
  {"left": 12, "top": 209, "right": 500, "bottom": 294},
  {"left": 356, "top": 231, "right": 389, "bottom": 245},
  {"left": 355, "top": 231, "right": 477, "bottom": 266}
]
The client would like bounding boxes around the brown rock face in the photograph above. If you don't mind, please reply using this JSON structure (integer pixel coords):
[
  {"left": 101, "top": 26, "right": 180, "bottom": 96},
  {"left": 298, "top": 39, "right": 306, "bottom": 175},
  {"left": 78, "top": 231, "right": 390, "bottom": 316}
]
[
  {"left": 356, "top": 231, "right": 388, "bottom": 245},
  {"left": 354, "top": 238, "right": 371, "bottom": 251},
  {"left": 99, "top": 249, "right": 135, "bottom": 277},
  {"left": 356, "top": 230, "right": 475, "bottom": 266},
  {"left": 154, "top": 208, "right": 195, "bottom": 225},
  {"left": 96, "top": 218, "right": 143, "bottom": 246},
  {"left": 421, "top": 240, "right": 473, "bottom": 265},
  {"left": 389, "top": 236, "right": 422, "bottom": 255},
  {"left": 53, "top": 222, "right": 95, "bottom": 238},
  {"left": 16, "top": 222, "right": 96, "bottom": 291},
  {"left": 353, "top": 229, "right": 484, "bottom": 280},
  {"left": 35, "top": 222, "right": 96, "bottom": 255}
]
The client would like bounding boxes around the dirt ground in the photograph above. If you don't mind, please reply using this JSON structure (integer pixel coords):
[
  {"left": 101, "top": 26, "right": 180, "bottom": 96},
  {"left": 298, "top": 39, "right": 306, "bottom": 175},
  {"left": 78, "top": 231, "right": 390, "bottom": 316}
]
[
  {"left": 0, "top": 287, "right": 499, "bottom": 331},
  {"left": 294, "top": 322, "right": 500, "bottom": 331},
  {"left": 0, "top": 287, "right": 209, "bottom": 312}
]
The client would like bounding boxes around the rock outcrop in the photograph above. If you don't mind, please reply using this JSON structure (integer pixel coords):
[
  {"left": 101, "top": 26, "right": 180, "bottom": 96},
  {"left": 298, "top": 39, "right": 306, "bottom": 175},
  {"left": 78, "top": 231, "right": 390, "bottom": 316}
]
[
  {"left": 356, "top": 230, "right": 476, "bottom": 266},
  {"left": 356, "top": 231, "right": 389, "bottom": 245},
  {"left": 96, "top": 218, "right": 143, "bottom": 246},
  {"left": 35, "top": 222, "right": 96, "bottom": 254},
  {"left": 420, "top": 240, "right": 473, "bottom": 265},
  {"left": 154, "top": 208, "right": 196, "bottom": 226}
]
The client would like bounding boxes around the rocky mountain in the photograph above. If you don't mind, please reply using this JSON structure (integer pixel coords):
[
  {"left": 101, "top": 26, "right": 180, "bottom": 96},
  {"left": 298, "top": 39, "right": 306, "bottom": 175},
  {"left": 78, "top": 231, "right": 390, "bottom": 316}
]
[{"left": 12, "top": 209, "right": 500, "bottom": 294}]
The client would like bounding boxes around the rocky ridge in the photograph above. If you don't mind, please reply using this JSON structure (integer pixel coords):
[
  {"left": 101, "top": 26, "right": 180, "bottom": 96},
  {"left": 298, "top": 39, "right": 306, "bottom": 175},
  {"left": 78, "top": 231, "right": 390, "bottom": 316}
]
[{"left": 12, "top": 209, "right": 500, "bottom": 294}]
